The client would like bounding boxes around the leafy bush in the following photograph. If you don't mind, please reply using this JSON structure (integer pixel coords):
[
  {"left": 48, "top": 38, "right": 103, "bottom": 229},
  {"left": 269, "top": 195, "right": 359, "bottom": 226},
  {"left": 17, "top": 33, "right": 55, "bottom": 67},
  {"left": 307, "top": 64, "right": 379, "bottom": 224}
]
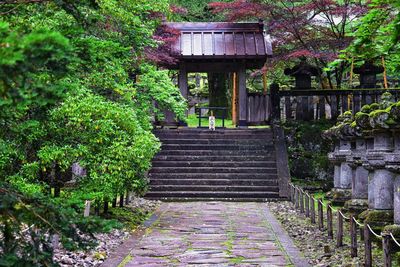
[{"left": 283, "top": 120, "right": 334, "bottom": 189}]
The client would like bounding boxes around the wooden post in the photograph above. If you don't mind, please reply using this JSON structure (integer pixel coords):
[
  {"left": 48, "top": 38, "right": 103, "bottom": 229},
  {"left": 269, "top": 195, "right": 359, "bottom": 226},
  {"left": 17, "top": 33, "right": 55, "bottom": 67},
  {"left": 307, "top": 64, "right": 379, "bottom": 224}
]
[
  {"left": 84, "top": 200, "right": 91, "bottom": 217},
  {"left": 232, "top": 72, "right": 237, "bottom": 126},
  {"left": 125, "top": 190, "right": 130, "bottom": 205},
  {"left": 103, "top": 200, "right": 109, "bottom": 214},
  {"left": 318, "top": 200, "right": 324, "bottom": 230},
  {"left": 364, "top": 225, "right": 372, "bottom": 267},
  {"left": 238, "top": 66, "right": 247, "bottom": 127},
  {"left": 352, "top": 92, "right": 361, "bottom": 115},
  {"left": 310, "top": 197, "right": 316, "bottom": 224},
  {"left": 350, "top": 217, "right": 357, "bottom": 257},
  {"left": 383, "top": 233, "right": 391, "bottom": 267},
  {"left": 327, "top": 205, "right": 333, "bottom": 239},
  {"left": 285, "top": 96, "right": 291, "bottom": 121},
  {"left": 305, "top": 193, "right": 310, "bottom": 217},
  {"left": 119, "top": 194, "right": 124, "bottom": 207},
  {"left": 318, "top": 96, "right": 325, "bottom": 120},
  {"left": 294, "top": 188, "right": 299, "bottom": 209},
  {"left": 337, "top": 210, "right": 343, "bottom": 247},
  {"left": 178, "top": 63, "right": 188, "bottom": 126},
  {"left": 94, "top": 202, "right": 100, "bottom": 216},
  {"left": 270, "top": 83, "right": 280, "bottom": 123},
  {"left": 300, "top": 190, "right": 304, "bottom": 213},
  {"left": 330, "top": 95, "right": 338, "bottom": 120}
]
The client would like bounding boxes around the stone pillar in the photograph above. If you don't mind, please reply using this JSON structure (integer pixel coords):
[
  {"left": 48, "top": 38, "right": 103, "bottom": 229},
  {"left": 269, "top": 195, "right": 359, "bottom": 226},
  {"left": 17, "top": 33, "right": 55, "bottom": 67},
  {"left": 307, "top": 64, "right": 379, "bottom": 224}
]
[
  {"left": 360, "top": 131, "right": 394, "bottom": 227},
  {"left": 345, "top": 138, "right": 369, "bottom": 214},
  {"left": 385, "top": 132, "right": 400, "bottom": 224},
  {"left": 338, "top": 139, "right": 353, "bottom": 189},
  {"left": 327, "top": 139, "right": 352, "bottom": 205}
]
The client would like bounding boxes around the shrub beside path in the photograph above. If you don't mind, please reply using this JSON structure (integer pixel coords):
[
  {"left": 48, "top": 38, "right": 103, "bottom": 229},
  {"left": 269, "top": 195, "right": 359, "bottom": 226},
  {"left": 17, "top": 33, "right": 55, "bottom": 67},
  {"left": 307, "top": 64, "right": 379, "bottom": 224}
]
[{"left": 103, "top": 202, "right": 309, "bottom": 266}]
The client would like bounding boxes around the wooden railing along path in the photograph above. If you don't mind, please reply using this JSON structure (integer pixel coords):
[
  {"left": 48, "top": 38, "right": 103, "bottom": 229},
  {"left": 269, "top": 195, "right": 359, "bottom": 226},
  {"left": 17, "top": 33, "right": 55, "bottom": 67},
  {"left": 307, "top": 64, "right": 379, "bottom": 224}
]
[{"left": 289, "top": 183, "right": 400, "bottom": 267}]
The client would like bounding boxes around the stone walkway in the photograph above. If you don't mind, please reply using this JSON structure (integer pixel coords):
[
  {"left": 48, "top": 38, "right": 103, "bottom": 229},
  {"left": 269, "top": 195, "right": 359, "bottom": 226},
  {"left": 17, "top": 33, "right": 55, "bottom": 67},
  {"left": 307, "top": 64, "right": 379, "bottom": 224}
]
[{"left": 105, "top": 202, "right": 308, "bottom": 267}]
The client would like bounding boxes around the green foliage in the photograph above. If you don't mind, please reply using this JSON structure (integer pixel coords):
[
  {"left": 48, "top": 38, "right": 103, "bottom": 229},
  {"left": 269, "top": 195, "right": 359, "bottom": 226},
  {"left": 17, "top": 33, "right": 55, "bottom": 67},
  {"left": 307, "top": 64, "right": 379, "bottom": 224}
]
[
  {"left": 340, "top": 0, "right": 400, "bottom": 74},
  {"left": 0, "top": 181, "right": 124, "bottom": 266},
  {"left": 283, "top": 121, "right": 334, "bottom": 188},
  {"left": 39, "top": 90, "right": 161, "bottom": 199},
  {"left": 0, "top": 0, "right": 186, "bottom": 264}
]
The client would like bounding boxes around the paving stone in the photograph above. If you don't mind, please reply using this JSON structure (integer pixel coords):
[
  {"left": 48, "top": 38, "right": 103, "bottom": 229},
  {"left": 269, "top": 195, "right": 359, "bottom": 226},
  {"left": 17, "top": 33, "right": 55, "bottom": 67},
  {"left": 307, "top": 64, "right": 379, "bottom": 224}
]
[{"left": 122, "top": 202, "right": 306, "bottom": 266}]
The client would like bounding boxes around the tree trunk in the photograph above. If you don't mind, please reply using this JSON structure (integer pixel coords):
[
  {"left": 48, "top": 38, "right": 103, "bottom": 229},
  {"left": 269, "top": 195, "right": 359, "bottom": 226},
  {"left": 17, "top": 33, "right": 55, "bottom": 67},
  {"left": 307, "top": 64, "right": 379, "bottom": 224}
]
[{"left": 208, "top": 73, "right": 229, "bottom": 117}]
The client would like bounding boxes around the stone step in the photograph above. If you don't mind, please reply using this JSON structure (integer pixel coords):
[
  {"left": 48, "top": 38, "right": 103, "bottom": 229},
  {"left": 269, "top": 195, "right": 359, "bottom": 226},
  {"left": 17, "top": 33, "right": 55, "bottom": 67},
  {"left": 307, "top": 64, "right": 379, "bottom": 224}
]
[
  {"left": 161, "top": 144, "right": 274, "bottom": 151},
  {"left": 144, "top": 197, "right": 283, "bottom": 202},
  {"left": 160, "top": 139, "right": 272, "bottom": 145},
  {"left": 153, "top": 155, "right": 276, "bottom": 162},
  {"left": 149, "top": 179, "right": 278, "bottom": 186},
  {"left": 154, "top": 128, "right": 271, "bottom": 133},
  {"left": 157, "top": 150, "right": 275, "bottom": 156},
  {"left": 148, "top": 173, "right": 278, "bottom": 180},
  {"left": 145, "top": 191, "right": 280, "bottom": 198},
  {"left": 149, "top": 167, "right": 277, "bottom": 174},
  {"left": 152, "top": 161, "right": 277, "bottom": 168},
  {"left": 157, "top": 134, "right": 273, "bottom": 140},
  {"left": 149, "top": 185, "right": 279, "bottom": 192}
]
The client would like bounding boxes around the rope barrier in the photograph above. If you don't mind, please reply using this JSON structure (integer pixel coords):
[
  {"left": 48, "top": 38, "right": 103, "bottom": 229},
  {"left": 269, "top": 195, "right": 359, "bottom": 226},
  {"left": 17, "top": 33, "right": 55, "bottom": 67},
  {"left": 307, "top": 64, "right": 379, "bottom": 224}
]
[
  {"left": 319, "top": 199, "right": 327, "bottom": 208},
  {"left": 390, "top": 232, "right": 400, "bottom": 248},
  {"left": 288, "top": 182, "right": 400, "bottom": 258},
  {"left": 338, "top": 209, "right": 350, "bottom": 220},
  {"left": 352, "top": 217, "right": 365, "bottom": 227},
  {"left": 366, "top": 224, "right": 383, "bottom": 239},
  {"left": 328, "top": 204, "right": 338, "bottom": 213}
]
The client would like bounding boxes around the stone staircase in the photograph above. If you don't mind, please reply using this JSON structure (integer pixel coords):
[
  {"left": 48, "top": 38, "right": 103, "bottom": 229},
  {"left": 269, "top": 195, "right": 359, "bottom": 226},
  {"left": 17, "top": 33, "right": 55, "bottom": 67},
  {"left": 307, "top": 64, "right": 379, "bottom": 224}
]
[{"left": 145, "top": 128, "right": 282, "bottom": 201}]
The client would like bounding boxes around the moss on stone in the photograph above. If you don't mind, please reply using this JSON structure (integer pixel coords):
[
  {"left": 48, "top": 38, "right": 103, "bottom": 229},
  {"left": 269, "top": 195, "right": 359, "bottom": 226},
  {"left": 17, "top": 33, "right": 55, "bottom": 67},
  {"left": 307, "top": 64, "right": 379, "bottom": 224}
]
[
  {"left": 383, "top": 224, "right": 400, "bottom": 238},
  {"left": 360, "top": 210, "right": 393, "bottom": 229}
]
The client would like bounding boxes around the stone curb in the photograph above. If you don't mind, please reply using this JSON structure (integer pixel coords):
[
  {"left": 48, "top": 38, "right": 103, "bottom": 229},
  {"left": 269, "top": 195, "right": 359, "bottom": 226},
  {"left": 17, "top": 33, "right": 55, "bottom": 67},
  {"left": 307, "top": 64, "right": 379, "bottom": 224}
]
[{"left": 262, "top": 205, "right": 311, "bottom": 267}]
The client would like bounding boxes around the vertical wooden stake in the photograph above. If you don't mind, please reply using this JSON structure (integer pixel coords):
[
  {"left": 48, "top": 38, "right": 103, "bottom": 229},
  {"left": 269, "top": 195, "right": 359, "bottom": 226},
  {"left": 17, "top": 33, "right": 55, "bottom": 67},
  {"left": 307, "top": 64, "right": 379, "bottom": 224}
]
[
  {"left": 305, "top": 193, "right": 310, "bottom": 217},
  {"left": 383, "top": 233, "right": 392, "bottom": 267},
  {"left": 310, "top": 197, "right": 316, "bottom": 224},
  {"left": 300, "top": 190, "right": 304, "bottom": 213},
  {"left": 364, "top": 225, "right": 372, "bottom": 267},
  {"left": 318, "top": 200, "right": 324, "bottom": 230},
  {"left": 84, "top": 200, "right": 91, "bottom": 217},
  {"left": 337, "top": 210, "right": 343, "bottom": 247},
  {"left": 295, "top": 188, "right": 299, "bottom": 209},
  {"left": 350, "top": 217, "right": 358, "bottom": 257},
  {"left": 327, "top": 205, "right": 333, "bottom": 239}
]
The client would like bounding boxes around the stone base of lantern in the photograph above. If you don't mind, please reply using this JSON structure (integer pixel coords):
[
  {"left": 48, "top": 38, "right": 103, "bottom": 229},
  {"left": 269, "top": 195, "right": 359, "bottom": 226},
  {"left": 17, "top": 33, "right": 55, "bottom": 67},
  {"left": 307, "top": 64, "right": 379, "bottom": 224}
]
[
  {"left": 326, "top": 188, "right": 352, "bottom": 205},
  {"left": 344, "top": 199, "right": 368, "bottom": 216},
  {"left": 359, "top": 209, "right": 393, "bottom": 230}
]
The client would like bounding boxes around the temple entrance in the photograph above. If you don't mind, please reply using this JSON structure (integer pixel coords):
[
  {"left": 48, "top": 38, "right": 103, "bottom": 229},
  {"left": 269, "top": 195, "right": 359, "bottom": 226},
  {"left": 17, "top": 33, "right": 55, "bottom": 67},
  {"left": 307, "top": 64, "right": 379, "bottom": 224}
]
[{"left": 157, "top": 21, "right": 273, "bottom": 127}]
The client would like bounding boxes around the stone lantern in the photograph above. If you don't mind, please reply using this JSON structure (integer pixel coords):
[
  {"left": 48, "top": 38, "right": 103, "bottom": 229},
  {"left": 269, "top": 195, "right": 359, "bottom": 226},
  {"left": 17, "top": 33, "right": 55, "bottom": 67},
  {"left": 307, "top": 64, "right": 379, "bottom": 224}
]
[
  {"left": 385, "top": 131, "right": 400, "bottom": 224},
  {"left": 353, "top": 61, "right": 384, "bottom": 89},
  {"left": 360, "top": 129, "right": 395, "bottom": 227},
  {"left": 284, "top": 58, "right": 320, "bottom": 120}
]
